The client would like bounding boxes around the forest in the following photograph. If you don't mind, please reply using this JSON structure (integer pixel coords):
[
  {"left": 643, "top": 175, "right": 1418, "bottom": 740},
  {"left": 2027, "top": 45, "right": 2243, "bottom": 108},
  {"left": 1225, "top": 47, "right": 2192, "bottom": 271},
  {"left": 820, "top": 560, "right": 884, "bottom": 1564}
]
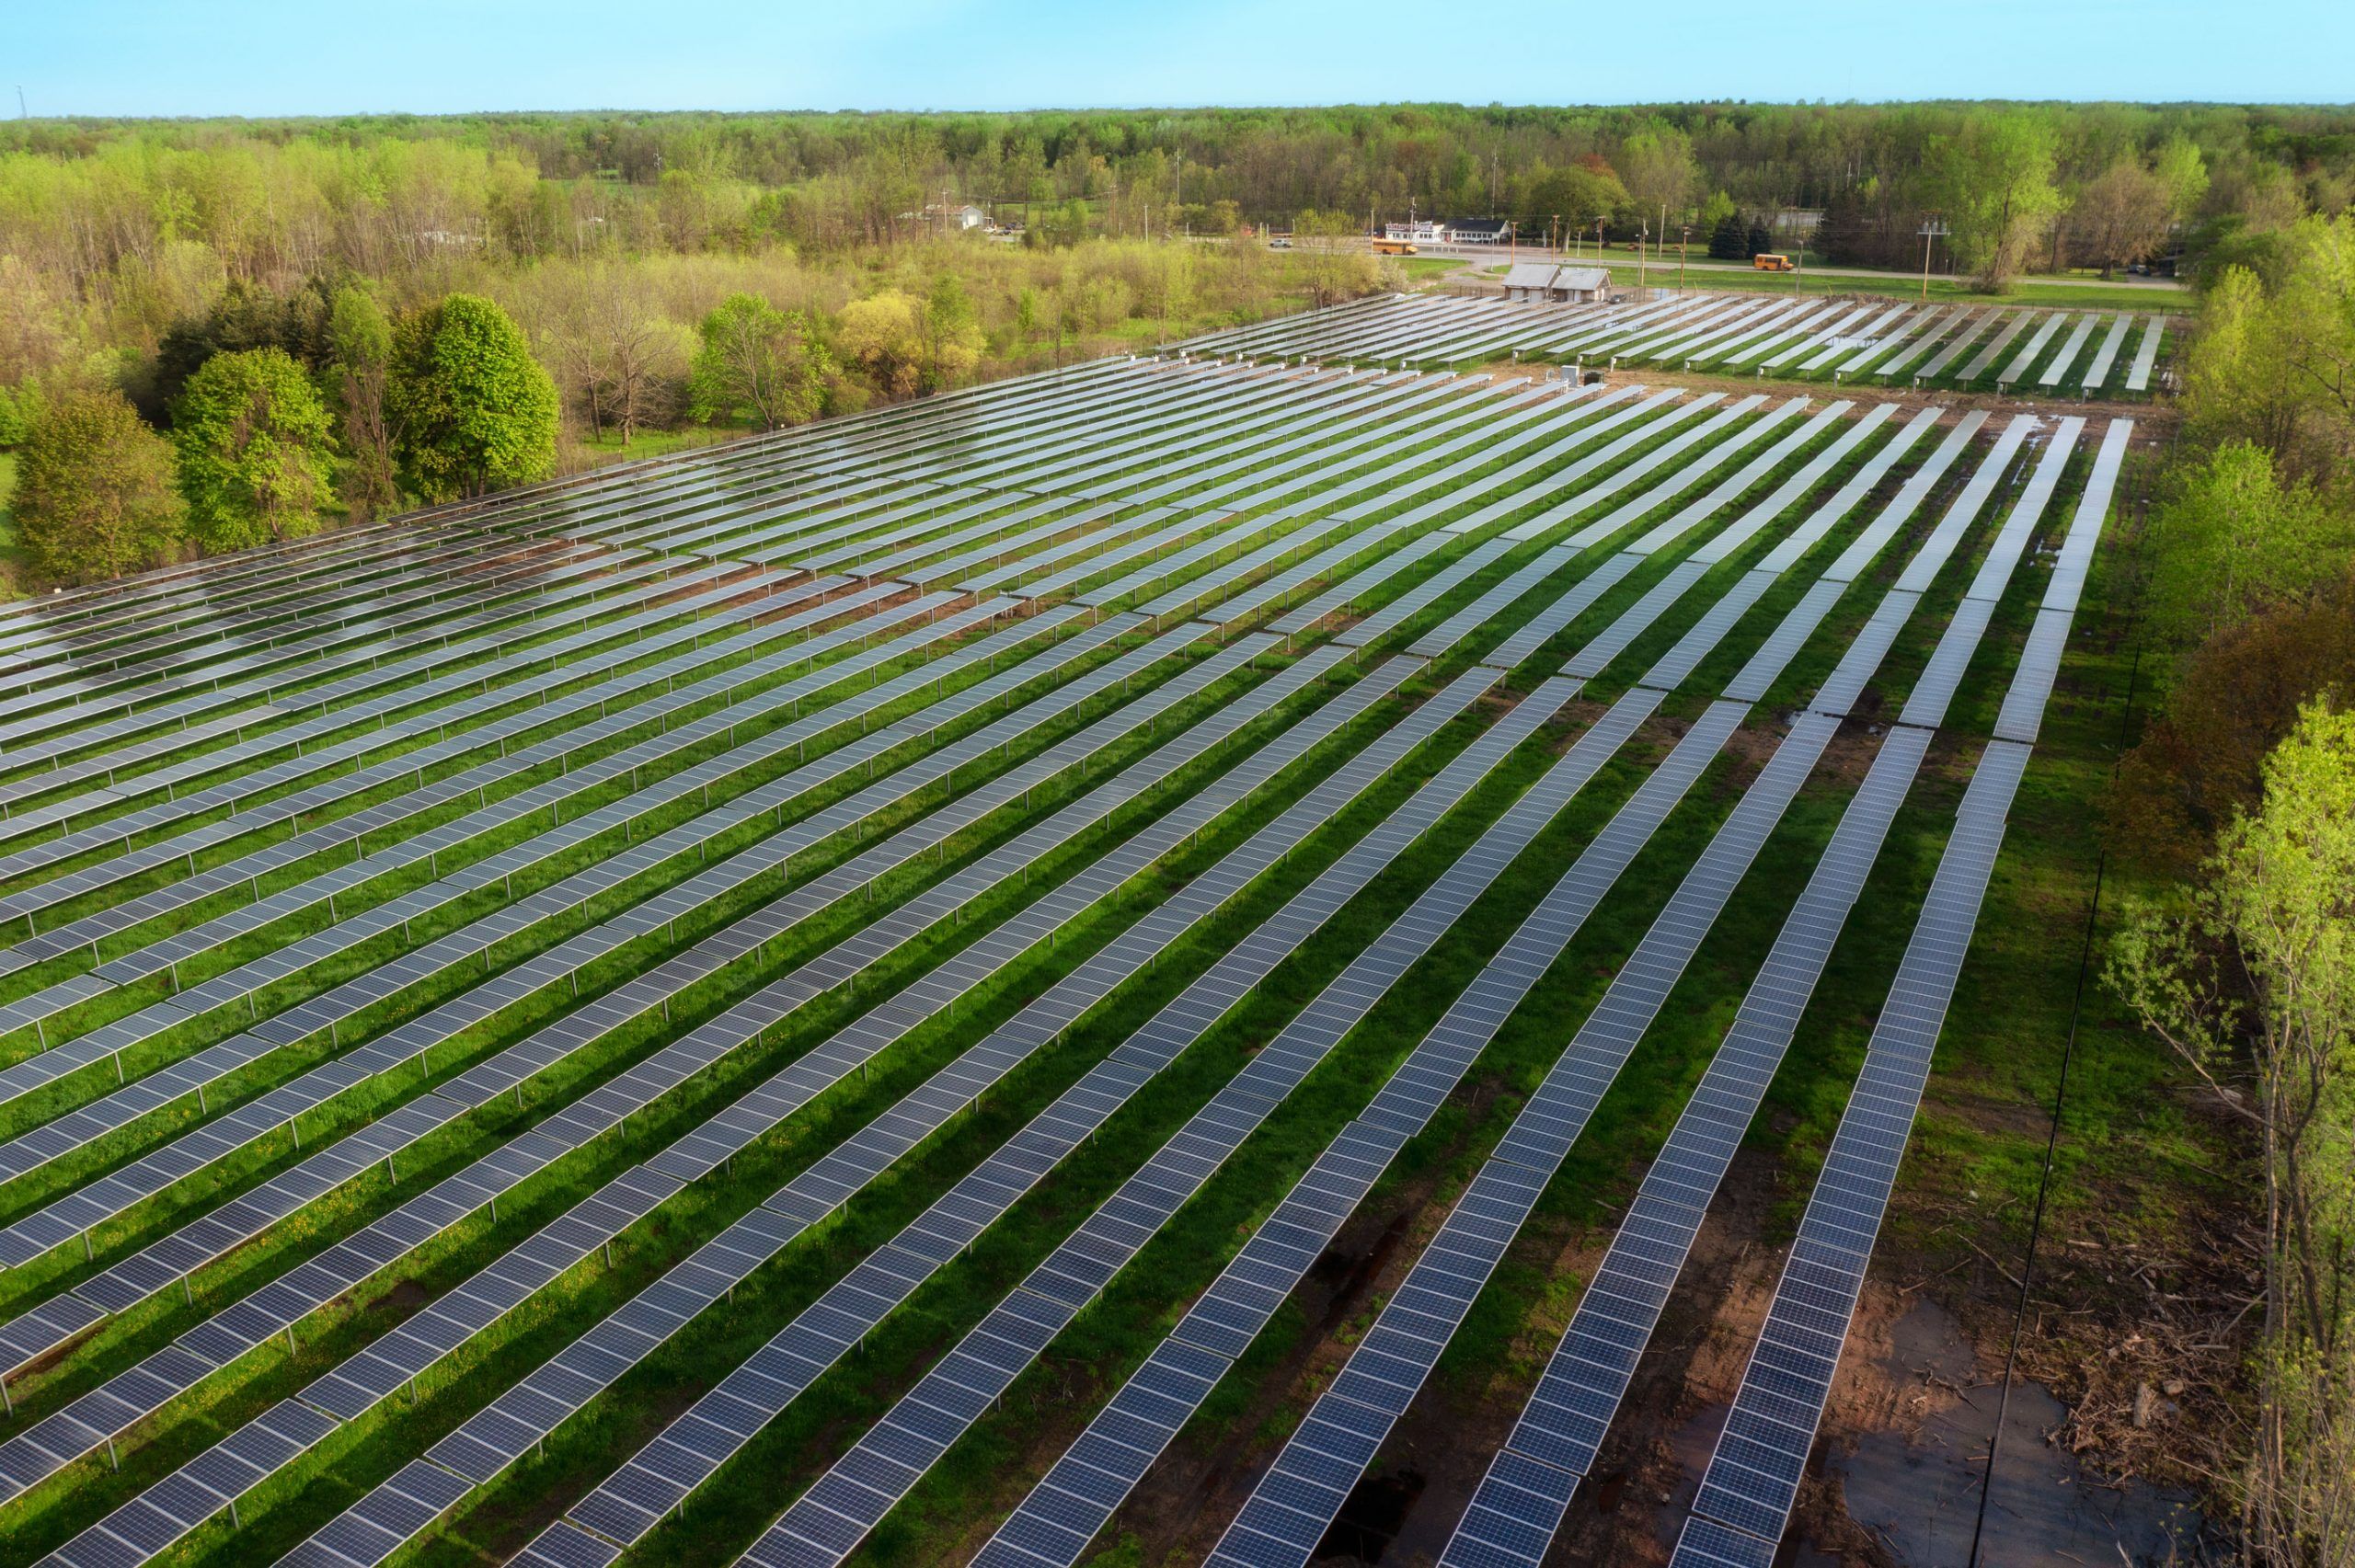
[{"left": 0, "top": 99, "right": 2348, "bottom": 593}]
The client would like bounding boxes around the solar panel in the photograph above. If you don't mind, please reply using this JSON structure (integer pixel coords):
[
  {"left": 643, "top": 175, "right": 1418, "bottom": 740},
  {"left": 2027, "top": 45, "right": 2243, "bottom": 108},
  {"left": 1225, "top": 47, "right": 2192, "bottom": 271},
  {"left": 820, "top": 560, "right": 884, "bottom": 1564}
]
[
  {"left": 45, "top": 652, "right": 1460, "bottom": 1565},
  {"left": 0, "top": 621, "right": 1281, "bottom": 1493}
]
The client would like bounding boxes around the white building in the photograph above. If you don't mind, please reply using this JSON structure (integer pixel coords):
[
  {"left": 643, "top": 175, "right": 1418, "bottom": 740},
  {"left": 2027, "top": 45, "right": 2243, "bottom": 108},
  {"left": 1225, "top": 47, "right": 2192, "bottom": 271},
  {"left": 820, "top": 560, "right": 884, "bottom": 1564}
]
[{"left": 1384, "top": 219, "right": 1448, "bottom": 244}]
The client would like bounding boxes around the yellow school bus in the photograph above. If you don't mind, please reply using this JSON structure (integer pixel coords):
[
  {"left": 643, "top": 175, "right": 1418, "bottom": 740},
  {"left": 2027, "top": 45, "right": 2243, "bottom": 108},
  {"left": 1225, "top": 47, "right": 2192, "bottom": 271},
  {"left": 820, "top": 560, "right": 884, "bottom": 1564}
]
[
  {"left": 1373, "top": 238, "right": 1419, "bottom": 256},
  {"left": 1752, "top": 252, "right": 1796, "bottom": 271}
]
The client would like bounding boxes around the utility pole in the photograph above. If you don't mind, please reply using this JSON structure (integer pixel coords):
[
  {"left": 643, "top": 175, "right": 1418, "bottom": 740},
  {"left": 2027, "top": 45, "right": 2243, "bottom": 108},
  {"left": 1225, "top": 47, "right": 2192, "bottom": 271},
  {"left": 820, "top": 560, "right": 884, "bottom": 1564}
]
[
  {"left": 1679, "top": 224, "right": 1690, "bottom": 290},
  {"left": 1917, "top": 213, "right": 1950, "bottom": 304},
  {"left": 1637, "top": 221, "right": 1648, "bottom": 292}
]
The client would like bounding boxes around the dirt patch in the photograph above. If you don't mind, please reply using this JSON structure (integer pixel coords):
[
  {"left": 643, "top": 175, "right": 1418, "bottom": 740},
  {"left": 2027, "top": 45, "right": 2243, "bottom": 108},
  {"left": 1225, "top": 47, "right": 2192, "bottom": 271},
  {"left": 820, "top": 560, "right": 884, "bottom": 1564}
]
[
  {"left": 370, "top": 1278, "right": 432, "bottom": 1314},
  {"left": 1052, "top": 1077, "right": 1519, "bottom": 1568}
]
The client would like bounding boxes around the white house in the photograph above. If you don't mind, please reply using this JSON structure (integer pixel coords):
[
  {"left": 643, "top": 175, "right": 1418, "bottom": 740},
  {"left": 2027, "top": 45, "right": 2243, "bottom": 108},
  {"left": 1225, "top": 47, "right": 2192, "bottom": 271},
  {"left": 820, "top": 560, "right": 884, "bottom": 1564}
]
[{"left": 912, "top": 202, "right": 992, "bottom": 232}]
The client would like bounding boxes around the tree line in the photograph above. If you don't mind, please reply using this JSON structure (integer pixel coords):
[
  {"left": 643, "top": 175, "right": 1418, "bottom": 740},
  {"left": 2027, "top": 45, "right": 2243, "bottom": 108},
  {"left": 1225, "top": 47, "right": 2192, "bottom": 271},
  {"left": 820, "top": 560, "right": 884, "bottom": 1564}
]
[
  {"left": 0, "top": 232, "right": 1373, "bottom": 589},
  {"left": 2103, "top": 211, "right": 2355, "bottom": 1568},
  {"left": 6, "top": 290, "right": 560, "bottom": 581},
  {"left": 2, "top": 101, "right": 2342, "bottom": 302}
]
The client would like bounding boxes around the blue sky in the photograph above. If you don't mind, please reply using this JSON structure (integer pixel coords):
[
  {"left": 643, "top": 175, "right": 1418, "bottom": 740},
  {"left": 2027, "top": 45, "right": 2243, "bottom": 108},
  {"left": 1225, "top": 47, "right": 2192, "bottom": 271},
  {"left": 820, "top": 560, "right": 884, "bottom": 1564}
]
[{"left": 17, "top": 0, "right": 2353, "bottom": 118}]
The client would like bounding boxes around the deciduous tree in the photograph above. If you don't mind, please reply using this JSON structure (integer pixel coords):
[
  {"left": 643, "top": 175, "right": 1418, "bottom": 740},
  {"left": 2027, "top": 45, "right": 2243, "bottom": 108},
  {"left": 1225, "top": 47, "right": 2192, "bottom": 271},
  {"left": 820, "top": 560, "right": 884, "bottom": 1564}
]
[
  {"left": 2071, "top": 159, "right": 2174, "bottom": 276},
  {"left": 687, "top": 292, "right": 830, "bottom": 429},
  {"left": 835, "top": 289, "right": 925, "bottom": 398},
  {"left": 918, "top": 275, "right": 985, "bottom": 390},
  {"left": 1932, "top": 109, "right": 2065, "bottom": 291},
  {"left": 170, "top": 346, "right": 336, "bottom": 549},
  {"left": 2145, "top": 441, "right": 2349, "bottom": 647},
  {"left": 327, "top": 285, "right": 398, "bottom": 521},
  {"left": 15, "top": 388, "right": 184, "bottom": 583},
  {"left": 2109, "top": 703, "right": 2355, "bottom": 1568},
  {"left": 387, "top": 292, "right": 558, "bottom": 500}
]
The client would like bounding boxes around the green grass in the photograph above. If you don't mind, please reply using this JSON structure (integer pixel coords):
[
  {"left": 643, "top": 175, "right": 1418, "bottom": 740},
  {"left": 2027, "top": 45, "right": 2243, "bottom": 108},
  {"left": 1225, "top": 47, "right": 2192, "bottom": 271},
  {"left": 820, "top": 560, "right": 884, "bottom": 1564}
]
[
  {"left": 1397, "top": 258, "right": 1469, "bottom": 283},
  {"left": 561, "top": 426, "right": 736, "bottom": 470}
]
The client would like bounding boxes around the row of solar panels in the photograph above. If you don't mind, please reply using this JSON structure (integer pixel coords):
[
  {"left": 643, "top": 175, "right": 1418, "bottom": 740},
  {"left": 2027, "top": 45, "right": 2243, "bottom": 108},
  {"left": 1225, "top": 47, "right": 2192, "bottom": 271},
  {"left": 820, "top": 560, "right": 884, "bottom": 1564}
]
[
  {"left": 51, "top": 640, "right": 1499, "bottom": 1568},
  {"left": 0, "top": 614, "right": 1198, "bottom": 1380},
  {"left": 9, "top": 379, "right": 1884, "bottom": 1553},
  {"left": 0, "top": 369, "right": 1827, "bottom": 1384},
  {"left": 0, "top": 372, "right": 1654, "bottom": 1116},
  {"left": 281, "top": 404, "right": 2029, "bottom": 1568},
  {"left": 0, "top": 381, "right": 1854, "bottom": 1349},
  {"left": 14, "top": 390, "right": 1855, "bottom": 1469},
  {"left": 0, "top": 620, "right": 1313, "bottom": 1494},
  {"left": 0, "top": 381, "right": 1588, "bottom": 1122},
  {"left": 0, "top": 362, "right": 1375, "bottom": 818},
  {"left": 1179, "top": 288, "right": 2175, "bottom": 397},
  {"left": 1181, "top": 422, "right": 2078, "bottom": 1568},
  {"left": 1665, "top": 418, "right": 2132, "bottom": 1565},
  {"left": 0, "top": 338, "right": 2100, "bottom": 1562},
  {"left": 681, "top": 408, "right": 2075, "bottom": 1568},
  {"left": 1434, "top": 441, "right": 2077, "bottom": 1557}
]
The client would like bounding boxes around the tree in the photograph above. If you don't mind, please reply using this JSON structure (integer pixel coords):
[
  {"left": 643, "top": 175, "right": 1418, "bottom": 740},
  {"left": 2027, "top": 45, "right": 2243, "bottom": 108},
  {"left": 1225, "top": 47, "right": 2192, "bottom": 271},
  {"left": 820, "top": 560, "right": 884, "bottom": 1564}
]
[
  {"left": 2108, "top": 582, "right": 2355, "bottom": 871},
  {"left": 387, "top": 292, "right": 559, "bottom": 501},
  {"left": 1816, "top": 182, "right": 1878, "bottom": 267},
  {"left": 2071, "top": 159, "right": 2174, "bottom": 276},
  {"left": 2143, "top": 441, "right": 2349, "bottom": 647},
  {"left": 1526, "top": 162, "right": 1630, "bottom": 233},
  {"left": 686, "top": 292, "right": 831, "bottom": 429},
  {"left": 2182, "top": 219, "right": 2355, "bottom": 484},
  {"left": 142, "top": 280, "right": 326, "bottom": 425},
  {"left": 918, "top": 275, "right": 985, "bottom": 391},
  {"left": 836, "top": 291, "right": 926, "bottom": 399},
  {"left": 2108, "top": 703, "right": 2355, "bottom": 1567},
  {"left": 170, "top": 347, "right": 336, "bottom": 550},
  {"left": 1292, "top": 209, "right": 1376, "bottom": 311},
  {"left": 1616, "top": 127, "right": 1699, "bottom": 224},
  {"left": 1706, "top": 211, "right": 1748, "bottom": 262},
  {"left": 536, "top": 267, "right": 691, "bottom": 445},
  {"left": 15, "top": 389, "right": 184, "bottom": 583},
  {"left": 2154, "top": 134, "right": 2212, "bottom": 228},
  {"left": 327, "top": 285, "right": 398, "bottom": 521},
  {"left": 1931, "top": 109, "right": 2065, "bottom": 291},
  {"left": 0, "top": 383, "right": 30, "bottom": 448}
]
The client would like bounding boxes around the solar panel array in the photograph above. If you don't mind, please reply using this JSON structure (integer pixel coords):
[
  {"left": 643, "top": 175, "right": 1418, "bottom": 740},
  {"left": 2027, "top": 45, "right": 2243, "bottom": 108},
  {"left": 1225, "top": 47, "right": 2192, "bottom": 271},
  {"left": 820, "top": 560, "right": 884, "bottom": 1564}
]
[
  {"left": 1667, "top": 417, "right": 2132, "bottom": 1565},
  {"left": 1177, "top": 290, "right": 2182, "bottom": 395},
  {"left": 0, "top": 307, "right": 2131, "bottom": 1568}
]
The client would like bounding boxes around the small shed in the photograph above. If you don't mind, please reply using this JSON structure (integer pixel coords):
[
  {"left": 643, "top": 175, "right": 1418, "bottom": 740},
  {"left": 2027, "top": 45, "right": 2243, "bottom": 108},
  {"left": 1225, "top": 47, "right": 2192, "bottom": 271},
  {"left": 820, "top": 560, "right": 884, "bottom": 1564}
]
[
  {"left": 1547, "top": 266, "right": 1611, "bottom": 303},
  {"left": 1502, "top": 261, "right": 1559, "bottom": 302}
]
